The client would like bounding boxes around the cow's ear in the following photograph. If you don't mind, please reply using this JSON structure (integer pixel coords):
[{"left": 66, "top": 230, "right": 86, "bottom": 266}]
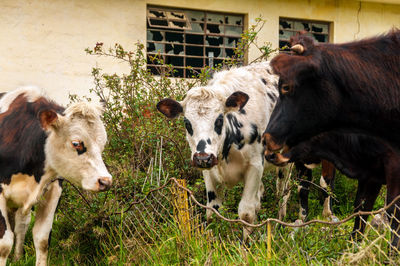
[
  {"left": 39, "top": 110, "right": 63, "bottom": 130},
  {"left": 225, "top": 91, "right": 249, "bottom": 112},
  {"left": 156, "top": 98, "right": 183, "bottom": 119}
]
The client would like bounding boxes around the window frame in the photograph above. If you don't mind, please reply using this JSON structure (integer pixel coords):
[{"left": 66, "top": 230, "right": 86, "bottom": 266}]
[
  {"left": 146, "top": 6, "right": 244, "bottom": 78},
  {"left": 279, "top": 17, "right": 331, "bottom": 52}
]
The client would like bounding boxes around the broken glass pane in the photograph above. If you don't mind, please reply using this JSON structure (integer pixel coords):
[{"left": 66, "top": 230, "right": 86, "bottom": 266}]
[
  {"left": 207, "top": 13, "right": 224, "bottom": 24},
  {"left": 147, "top": 30, "right": 164, "bottom": 42},
  {"left": 147, "top": 42, "right": 164, "bottom": 53},
  {"left": 294, "top": 21, "right": 310, "bottom": 31},
  {"left": 225, "top": 25, "right": 241, "bottom": 36},
  {"left": 226, "top": 15, "right": 242, "bottom": 25},
  {"left": 313, "top": 33, "right": 328, "bottom": 43},
  {"left": 172, "top": 68, "right": 184, "bottom": 78},
  {"left": 148, "top": 10, "right": 166, "bottom": 18},
  {"left": 149, "top": 18, "right": 168, "bottom": 27},
  {"left": 165, "top": 44, "right": 184, "bottom": 55},
  {"left": 206, "top": 36, "right": 223, "bottom": 46},
  {"left": 279, "top": 30, "right": 293, "bottom": 40},
  {"left": 279, "top": 19, "right": 293, "bottom": 30},
  {"left": 225, "top": 37, "right": 239, "bottom": 47},
  {"left": 206, "top": 24, "right": 221, "bottom": 34},
  {"left": 186, "top": 57, "right": 204, "bottom": 67},
  {"left": 186, "top": 45, "right": 204, "bottom": 56},
  {"left": 167, "top": 11, "right": 186, "bottom": 20},
  {"left": 312, "top": 23, "right": 328, "bottom": 34},
  {"left": 147, "top": 55, "right": 163, "bottom": 65},
  {"left": 225, "top": 48, "right": 235, "bottom": 57},
  {"left": 165, "top": 32, "right": 183, "bottom": 43},
  {"left": 186, "top": 10, "right": 204, "bottom": 22},
  {"left": 169, "top": 21, "right": 187, "bottom": 29},
  {"left": 186, "top": 34, "right": 204, "bottom": 45},
  {"left": 206, "top": 47, "right": 222, "bottom": 58},
  {"left": 187, "top": 22, "right": 203, "bottom": 33},
  {"left": 279, "top": 40, "right": 291, "bottom": 50},
  {"left": 165, "top": 55, "right": 184, "bottom": 66}
]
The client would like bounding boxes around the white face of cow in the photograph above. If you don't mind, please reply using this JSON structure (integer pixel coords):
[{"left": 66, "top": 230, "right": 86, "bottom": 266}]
[
  {"left": 40, "top": 102, "right": 112, "bottom": 191},
  {"left": 157, "top": 88, "right": 248, "bottom": 169}
]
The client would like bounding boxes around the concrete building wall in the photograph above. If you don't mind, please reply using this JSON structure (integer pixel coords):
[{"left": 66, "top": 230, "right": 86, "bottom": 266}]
[{"left": 0, "top": 0, "right": 399, "bottom": 103}]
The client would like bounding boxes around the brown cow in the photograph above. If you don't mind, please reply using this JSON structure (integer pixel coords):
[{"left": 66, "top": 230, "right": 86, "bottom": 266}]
[{"left": 0, "top": 86, "right": 112, "bottom": 265}]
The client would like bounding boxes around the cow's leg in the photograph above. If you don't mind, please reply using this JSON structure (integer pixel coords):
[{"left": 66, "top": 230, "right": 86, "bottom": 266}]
[
  {"left": 239, "top": 163, "right": 264, "bottom": 240},
  {"left": 386, "top": 179, "right": 400, "bottom": 254},
  {"left": 320, "top": 160, "right": 336, "bottom": 219},
  {"left": 351, "top": 180, "right": 382, "bottom": 241},
  {"left": 33, "top": 181, "right": 62, "bottom": 266},
  {"left": 276, "top": 165, "right": 292, "bottom": 221},
  {"left": 296, "top": 163, "right": 311, "bottom": 221},
  {"left": 0, "top": 195, "right": 13, "bottom": 266},
  {"left": 204, "top": 170, "right": 222, "bottom": 223},
  {"left": 13, "top": 208, "right": 31, "bottom": 261}
]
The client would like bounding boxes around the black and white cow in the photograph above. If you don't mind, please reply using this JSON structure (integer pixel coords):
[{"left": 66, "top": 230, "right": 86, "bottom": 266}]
[
  {"left": 157, "top": 62, "right": 286, "bottom": 239},
  {"left": 0, "top": 86, "right": 111, "bottom": 265}
]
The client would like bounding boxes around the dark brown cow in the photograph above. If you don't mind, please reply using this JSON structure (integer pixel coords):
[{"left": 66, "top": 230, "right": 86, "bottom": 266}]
[
  {"left": 265, "top": 29, "right": 400, "bottom": 150},
  {"left": 263, "top": 30, "right": 400, "bottom": 251},
  {"left": 268, "top": 130, "right": 400, "bottom": 252}
]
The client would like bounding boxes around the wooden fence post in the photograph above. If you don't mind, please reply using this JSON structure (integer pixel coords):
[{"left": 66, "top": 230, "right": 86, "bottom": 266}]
[{"left": 172, "top": 179, "right": 191, "bottom": 240}]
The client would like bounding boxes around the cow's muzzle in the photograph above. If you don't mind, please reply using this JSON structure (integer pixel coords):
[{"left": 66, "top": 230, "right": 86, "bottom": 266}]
[
  {"left": 264, "top": 150, "right": 290, "bottom": 167},
  {"left": 98, "top": 177, "right": 112, "bottom": 191},
  {"left": 192, "top": 152, "right": 218, "bottom": 169}
]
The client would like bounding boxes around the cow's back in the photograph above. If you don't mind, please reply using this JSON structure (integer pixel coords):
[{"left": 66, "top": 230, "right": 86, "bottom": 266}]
[{"left": 0, "top": 87, "right": 64, "bottom": 184}]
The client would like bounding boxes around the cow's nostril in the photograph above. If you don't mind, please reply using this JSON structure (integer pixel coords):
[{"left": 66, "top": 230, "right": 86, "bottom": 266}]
[{"left": 98, "top": 177, "right": 112, "bottom": 191}]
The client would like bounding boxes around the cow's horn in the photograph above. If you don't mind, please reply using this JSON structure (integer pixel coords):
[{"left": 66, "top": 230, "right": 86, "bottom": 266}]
[{"left": 291, "top": 44, "right": 304, "bottom": 54}]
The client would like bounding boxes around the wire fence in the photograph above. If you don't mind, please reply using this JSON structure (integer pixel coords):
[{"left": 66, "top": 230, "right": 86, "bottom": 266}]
[{"left": 102, "top": 177, "right": 400, "bottom": 264}]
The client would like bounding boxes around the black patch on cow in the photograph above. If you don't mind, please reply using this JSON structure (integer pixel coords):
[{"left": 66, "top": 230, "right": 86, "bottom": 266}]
[
  {"left": 76, "top": 141, "right": 87, "bottom": 155},
  {"left": 0, "top": 210, "right": 6, "bottom": 238},
  {"left": 207, "top": 191, "right": 216, "bottom": 202},
  {"left": 183, "top": 117, "right": 193, "bottom": 136},
  {"left": 207, "top": 139, "right": 211, "bottom": 145},
  {"left": 239, "top": 109, "right": 246, "bottom": 115},
  {"left": 196, "top": 140, "right": 207, "bottom": 153},
  {"left": 278, "top": 170, "right": 284, "bottom": 179},
  {"left": 267, "top": 92, "right": 277, "bottom": 102},
  {"left": 0, "top": 94, "right": 64, "bottom": 184},
  {"left": 212, "top": 205, "right": 220, "bottom": 212},
  {"left": 257, "top": 135, "right": 261, "bottom": 143},
  {"left": 214, "top": 114, "right": 224, "bottom": 135},
  {"left": 261, "top": 78, "right": 267, "bottom": 85},
  {"left": 222, "top": 114, "right": 244, "bottom": 160},
  {"left": 249, "top": 124, "right": 258, "bottom": 144}
]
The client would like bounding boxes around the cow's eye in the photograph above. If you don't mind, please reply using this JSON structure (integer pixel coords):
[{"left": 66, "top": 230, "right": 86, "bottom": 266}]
[
  {"left": 281, "top": 84, "right": 292, "bottom": 95},
  {"left": 71, "top": 140, "right": 87, "bottom": 155},
  {"left": 183, "top": 117, "right": 193, "bottom": 136},
  {"left": 214, "top": 114, "right": 224, "bottom": 135}
]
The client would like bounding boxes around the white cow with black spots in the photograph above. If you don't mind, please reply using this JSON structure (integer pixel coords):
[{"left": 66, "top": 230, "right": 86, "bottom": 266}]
[{"left": 157, "top": 61, "right": 287, "bottom": 239}]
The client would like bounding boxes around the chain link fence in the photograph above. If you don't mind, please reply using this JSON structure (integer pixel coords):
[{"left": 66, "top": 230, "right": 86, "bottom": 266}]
[{"left": 101, "top": 177, "right": 400, "bottom": 264}]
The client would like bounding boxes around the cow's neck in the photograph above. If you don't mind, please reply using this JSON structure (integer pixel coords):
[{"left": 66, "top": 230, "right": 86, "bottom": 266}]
[{"left": 21, "top": 167, "right": 57, "bottom": 215}]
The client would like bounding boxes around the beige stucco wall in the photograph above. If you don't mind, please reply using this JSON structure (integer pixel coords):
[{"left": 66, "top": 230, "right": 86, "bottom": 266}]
[{"left": 0, "top": 0, "right": 399, "bottom": 104}]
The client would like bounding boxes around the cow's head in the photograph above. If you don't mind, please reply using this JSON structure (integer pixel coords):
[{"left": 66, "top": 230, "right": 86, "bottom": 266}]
[
  {"left": 263, "top": 35, "right": 342, "bottom": 156},
  {"left": 157, "top": 88, "right": 248, "bottom": 169},
  {"left": 39, "top": 102, "right": 112, "bottom": 191}
]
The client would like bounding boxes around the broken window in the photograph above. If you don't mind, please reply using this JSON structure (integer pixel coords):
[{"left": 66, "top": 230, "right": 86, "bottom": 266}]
[
  {"left": 279, "top": 18, "right": 330, "bottom": 52},
  {"left": 147, "top": 6, "right": 244, "bottom": 78}
]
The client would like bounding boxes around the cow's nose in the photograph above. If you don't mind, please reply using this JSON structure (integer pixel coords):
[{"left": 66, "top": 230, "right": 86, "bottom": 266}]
[
  {"left": 192, "top": 152, "right": 217, "bottom": 169},
  {"left": 98, "top": 177, "right": 112, "bottom": 191}
]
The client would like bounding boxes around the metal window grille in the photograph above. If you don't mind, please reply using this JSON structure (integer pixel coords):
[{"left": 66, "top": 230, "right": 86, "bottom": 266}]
[
  {"left": 279, "top": 18, "right": 330, "bottom": 52},
  {"left": 147, "top": 6, "right": 244, "bottom": 78}
]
